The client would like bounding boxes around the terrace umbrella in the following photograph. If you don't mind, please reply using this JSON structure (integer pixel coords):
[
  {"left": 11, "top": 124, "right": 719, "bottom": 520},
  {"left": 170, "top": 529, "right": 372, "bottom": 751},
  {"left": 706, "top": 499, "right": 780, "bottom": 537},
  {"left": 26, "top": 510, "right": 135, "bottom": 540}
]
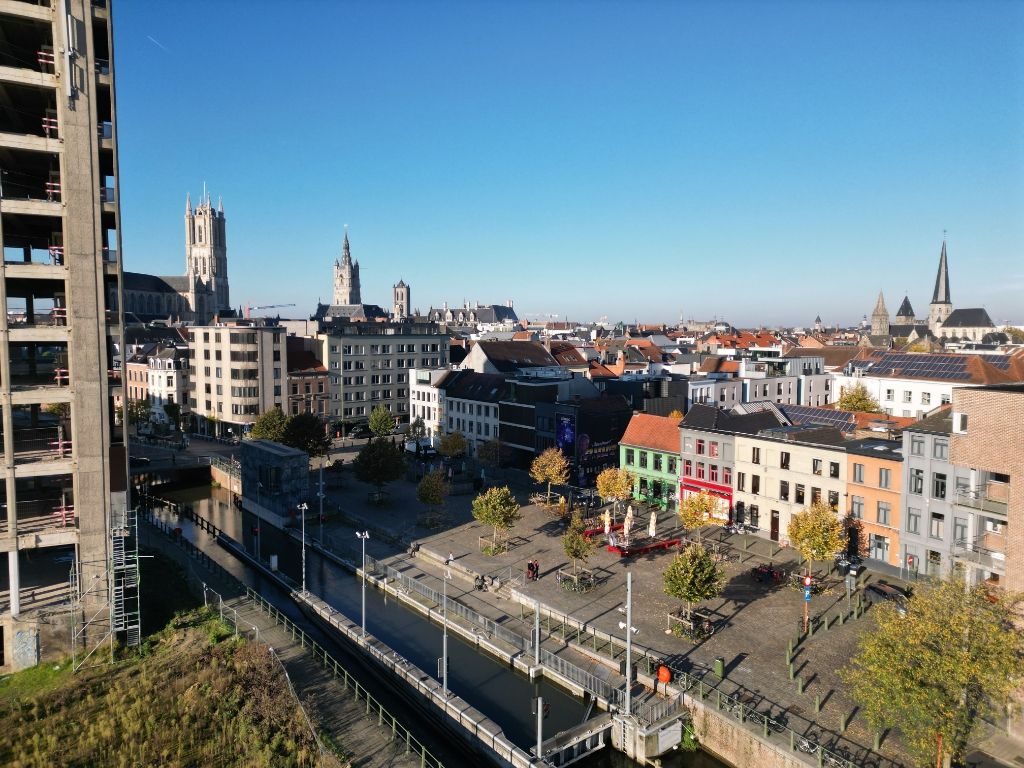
[
  {"left": 603, "top": 509, "right": 611, "bottom": 535},
  {"left": 648, "top": 511, "right": 657, "bottom": 538},
  {"left": 623, "top": 512, "right": 633, "bottom": 544}
]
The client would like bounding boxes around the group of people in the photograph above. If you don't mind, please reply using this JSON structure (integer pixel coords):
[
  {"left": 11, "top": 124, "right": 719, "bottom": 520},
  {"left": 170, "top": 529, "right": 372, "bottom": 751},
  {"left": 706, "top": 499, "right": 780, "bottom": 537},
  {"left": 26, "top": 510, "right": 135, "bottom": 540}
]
[{"left": 526, "top": 559, "right": 541, "bottom": 581}]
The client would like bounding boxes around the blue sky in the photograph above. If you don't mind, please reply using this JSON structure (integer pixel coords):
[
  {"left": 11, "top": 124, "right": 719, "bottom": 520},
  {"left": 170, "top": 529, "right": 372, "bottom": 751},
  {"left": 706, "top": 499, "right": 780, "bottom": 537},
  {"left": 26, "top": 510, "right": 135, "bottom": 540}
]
[{"left": 114, "top": 1, "right": 1024, "bottom": 327}]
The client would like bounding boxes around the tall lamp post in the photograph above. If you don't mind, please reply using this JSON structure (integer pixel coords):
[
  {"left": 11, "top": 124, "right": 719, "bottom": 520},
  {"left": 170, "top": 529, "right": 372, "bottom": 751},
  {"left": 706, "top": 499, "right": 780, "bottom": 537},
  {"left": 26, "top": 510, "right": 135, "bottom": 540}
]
[
  {"left": 356, "top": 531, "right": 370, "bottom": 638},
  {"left": 297, "top": 502, "right": 309, "bottom": 594},
  {"left": 618, "top": 570, "right": 639, "bottom": 716},
  {"left": 317, "top": 464, "right": 326, "bottom": 544},
  {"left": 441, "top": 567, "right": 452, "bottom": 698}
]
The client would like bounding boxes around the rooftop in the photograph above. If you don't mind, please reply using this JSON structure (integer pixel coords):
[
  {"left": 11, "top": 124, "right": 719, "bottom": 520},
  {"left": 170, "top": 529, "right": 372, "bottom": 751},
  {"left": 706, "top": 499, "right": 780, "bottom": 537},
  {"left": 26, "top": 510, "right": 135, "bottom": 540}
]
[{"left": 620, "top": 413, "right": 682, "bottom": 453}]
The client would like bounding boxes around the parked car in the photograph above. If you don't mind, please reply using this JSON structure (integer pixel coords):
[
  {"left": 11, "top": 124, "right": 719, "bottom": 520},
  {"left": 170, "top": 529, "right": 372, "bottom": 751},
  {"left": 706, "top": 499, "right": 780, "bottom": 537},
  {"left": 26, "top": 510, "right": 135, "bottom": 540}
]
[
  {"left": 348, "top": 425, "right": 371, "bottom": 439},
  {"left": 865, "top": 581, "right": 910, "bottom": 616},
  {"left": 129, "top": 456, "right": 151, "bottom": 467}
]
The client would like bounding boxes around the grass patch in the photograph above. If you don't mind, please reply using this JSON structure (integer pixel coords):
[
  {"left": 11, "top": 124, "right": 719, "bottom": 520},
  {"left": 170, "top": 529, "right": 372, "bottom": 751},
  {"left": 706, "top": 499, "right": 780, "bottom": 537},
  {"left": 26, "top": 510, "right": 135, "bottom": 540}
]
[{"left": 0, "top": 608, "right": 340, "bottom": 767}]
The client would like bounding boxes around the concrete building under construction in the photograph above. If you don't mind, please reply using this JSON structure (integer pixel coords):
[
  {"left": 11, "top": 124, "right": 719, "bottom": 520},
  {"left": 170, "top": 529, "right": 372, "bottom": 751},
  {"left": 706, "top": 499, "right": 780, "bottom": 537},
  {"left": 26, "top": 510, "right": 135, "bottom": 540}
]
[{"left": 0, "top": 0, "right": 133, "bottom": 671}]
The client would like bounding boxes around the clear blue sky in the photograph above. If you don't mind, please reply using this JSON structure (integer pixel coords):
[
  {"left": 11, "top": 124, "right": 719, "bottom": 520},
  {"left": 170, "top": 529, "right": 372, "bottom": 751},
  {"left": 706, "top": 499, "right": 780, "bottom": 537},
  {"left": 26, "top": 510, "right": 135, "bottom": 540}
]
[{"left": 113, "top": 0, "right": 1024, "bottom": 327}]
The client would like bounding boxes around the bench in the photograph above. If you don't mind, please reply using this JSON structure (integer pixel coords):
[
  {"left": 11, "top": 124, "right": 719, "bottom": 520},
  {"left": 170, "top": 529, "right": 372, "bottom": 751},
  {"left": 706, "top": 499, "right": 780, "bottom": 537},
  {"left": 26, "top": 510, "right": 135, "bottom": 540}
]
[{"left": 607, "top": 538, "right": 682, "bottom": 558}]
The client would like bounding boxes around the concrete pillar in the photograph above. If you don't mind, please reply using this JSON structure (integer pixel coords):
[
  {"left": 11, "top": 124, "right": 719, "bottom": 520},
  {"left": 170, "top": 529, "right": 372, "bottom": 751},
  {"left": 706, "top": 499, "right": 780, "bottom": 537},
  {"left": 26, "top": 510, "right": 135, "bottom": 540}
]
[{"left": 8, "top": 551, "right": 19, "bottom": 617}]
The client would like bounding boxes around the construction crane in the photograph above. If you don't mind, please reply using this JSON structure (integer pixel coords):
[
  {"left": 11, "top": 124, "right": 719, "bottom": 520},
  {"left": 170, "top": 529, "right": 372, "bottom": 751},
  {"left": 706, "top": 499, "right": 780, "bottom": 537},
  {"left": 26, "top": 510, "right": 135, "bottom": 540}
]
[{"left": 244, "top": 303, "right": 296, "bottom": 319}]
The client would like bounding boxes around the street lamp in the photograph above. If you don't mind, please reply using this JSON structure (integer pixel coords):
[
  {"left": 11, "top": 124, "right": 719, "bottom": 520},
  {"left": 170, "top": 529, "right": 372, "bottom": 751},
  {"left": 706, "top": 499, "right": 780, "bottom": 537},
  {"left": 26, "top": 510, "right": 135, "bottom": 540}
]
[
  {"left": 317, "top": 464, "right": 326, "bottom": 544},
  {"left": 355, "top": 531, "right": 369, "bottom": 638},
  {"left": 297, "top": 502, "right": 309, "bottom": 594},
  {"left": 619, "top": 570, "right": 639, "bottom": 716},
  {"left": 441, "top": 567, "right": 452, "bottom": 698}
]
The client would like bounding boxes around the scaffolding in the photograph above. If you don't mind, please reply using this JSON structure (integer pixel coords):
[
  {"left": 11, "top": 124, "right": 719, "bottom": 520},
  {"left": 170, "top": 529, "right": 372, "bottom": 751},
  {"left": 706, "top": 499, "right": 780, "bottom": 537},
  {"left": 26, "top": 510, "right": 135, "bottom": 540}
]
[{"left": 70, "top": 507, "right": 141, "bottom": 669}]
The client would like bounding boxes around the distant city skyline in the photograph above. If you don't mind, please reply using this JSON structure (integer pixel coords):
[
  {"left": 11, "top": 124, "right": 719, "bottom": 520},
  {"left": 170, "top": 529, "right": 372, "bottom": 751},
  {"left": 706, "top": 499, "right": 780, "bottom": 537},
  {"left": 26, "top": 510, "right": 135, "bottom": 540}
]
[{"left": 114, "top": 1, "right": 1023, "bottom": 326}]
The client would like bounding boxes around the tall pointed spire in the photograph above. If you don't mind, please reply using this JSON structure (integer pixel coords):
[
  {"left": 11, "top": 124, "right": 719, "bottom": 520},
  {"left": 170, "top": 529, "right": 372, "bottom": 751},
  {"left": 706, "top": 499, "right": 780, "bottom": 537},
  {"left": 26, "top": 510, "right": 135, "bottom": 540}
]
[
  {"left": 873, "top": 290, "right": 888, "bottom": 316},
  {"left": 342, "top": 228, "right": 351, "bottom": 262},
  {"left": 185, "top": 191, "right": 192, "bottom": 214},
  {"left": 931, "top": 238, "right": 951, "bottom": 304},
  {"left": 217, "top": 196, "right": 223, "bottom": 214}
]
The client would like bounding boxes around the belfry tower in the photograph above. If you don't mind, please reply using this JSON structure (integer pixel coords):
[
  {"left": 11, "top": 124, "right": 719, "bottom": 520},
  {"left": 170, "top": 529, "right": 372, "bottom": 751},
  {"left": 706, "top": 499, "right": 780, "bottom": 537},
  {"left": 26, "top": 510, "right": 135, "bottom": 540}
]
[
  {"left": 184, "top": 190, "right": 230, "bottom": 312},
  {"left": 332, "top": 230, "right": 360, "bottom": 305},
  {"left": 393, "top": 279, "right": 410, "bottom": 320}
]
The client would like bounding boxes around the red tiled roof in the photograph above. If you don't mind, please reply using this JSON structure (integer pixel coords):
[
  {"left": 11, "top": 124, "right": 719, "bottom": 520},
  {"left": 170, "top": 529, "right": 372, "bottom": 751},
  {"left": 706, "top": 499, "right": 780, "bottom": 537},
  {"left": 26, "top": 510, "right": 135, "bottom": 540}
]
[
  {"left": 549, "top": 341, "right": 586, "bottom": 365},
  {"left": 699, "top": 357, "right": 739, "bottom": 374},
  {"left": 620, "top": 413, "right": 681, "bottom": 453},
  {"left": 587, "top": 360, "right": 617, "bottom": 378}
]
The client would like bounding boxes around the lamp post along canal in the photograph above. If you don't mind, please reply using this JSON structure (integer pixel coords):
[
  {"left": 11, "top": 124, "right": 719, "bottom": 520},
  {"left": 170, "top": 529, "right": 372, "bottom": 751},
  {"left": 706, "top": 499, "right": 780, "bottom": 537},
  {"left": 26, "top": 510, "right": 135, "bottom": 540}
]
[
  {"left": 297, "top": 502, "right": 309, "bottom": 594},
  {"left": 356, "top": 531, "right": 370, "bottom": 638},
  {"left": 619, "top": 570, "right": 638, "bottom": 716},
  {"left": 442, "top": 568, "right": 452, "bottom": 698}
]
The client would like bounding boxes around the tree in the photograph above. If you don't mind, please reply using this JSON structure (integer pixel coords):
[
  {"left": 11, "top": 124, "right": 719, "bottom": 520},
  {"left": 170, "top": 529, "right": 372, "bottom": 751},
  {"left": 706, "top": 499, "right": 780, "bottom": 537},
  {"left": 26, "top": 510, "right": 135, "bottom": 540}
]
[
  {"left": 667, "top": 409, "right": 684, "bottom": 419},
  {"left": 368, "top": 404, "right": 395, "bottom": 439},
  {"left": 787, "top": 500, "right": 844, "bottom": 576},
  {"left": 471, "top": 486, "right": 521, "bottom": 553},
  {"left": 663, "top": 543, "right": 725, "bottom": 620},
  {"left": 416, "top": 469, "right": 449, "bottom": 528},
  {"left": 837, "top": 383, "right": 882, "bottom": 414},
  {"left": 678, "top": 491, "right": 720, "bottom": 542},
  {"left": 595, "top": 467, "right": 634, "bottom": 507},
  {"left": 843, "top": 580, "right": 1024, "bottom": 767},
  {"left": 248, "top": 407, "right": 288, "bottom": 443},
  {"left": 162, "top": 402, "right": 182, "bottom": 431},
  {"left": 117, "top": 399, "right": 150, "bottom": 428},
  {"left": 408, "top": 416, "right": 427, "bottom": 440},
  {"left": 438, "top": 431, "right": 468, "bottom": 460},
  {"left": 44, "top": 402, "right": 71, "bottom": 421},
  {"left": 562, "top": 511, "right": 595, "bottom": 576},
  {"left": 352, "top": 438, "right": 406, "bottom": 491},
  {"left": 476, "top": 439, "right": 508, "bottom": 470},
  {"left": 530, "top": 447, "right": 570, "bottom": 505},
  {"left": 282, "top": 413, "right": 331, "bottom": 457}
]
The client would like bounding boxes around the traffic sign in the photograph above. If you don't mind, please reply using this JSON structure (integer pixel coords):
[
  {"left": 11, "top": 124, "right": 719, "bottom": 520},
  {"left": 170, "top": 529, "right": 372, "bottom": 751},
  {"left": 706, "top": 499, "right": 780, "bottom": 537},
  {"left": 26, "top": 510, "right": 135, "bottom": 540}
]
[{"left": 804, "top": 587, "right": 812, "bottom": 602}]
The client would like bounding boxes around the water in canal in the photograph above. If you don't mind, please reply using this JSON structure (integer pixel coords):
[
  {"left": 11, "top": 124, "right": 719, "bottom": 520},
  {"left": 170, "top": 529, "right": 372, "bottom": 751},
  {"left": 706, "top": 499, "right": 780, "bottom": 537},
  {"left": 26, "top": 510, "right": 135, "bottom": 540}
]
[{"left": 157, "top": 485, "right": 727, "bottom": 768}]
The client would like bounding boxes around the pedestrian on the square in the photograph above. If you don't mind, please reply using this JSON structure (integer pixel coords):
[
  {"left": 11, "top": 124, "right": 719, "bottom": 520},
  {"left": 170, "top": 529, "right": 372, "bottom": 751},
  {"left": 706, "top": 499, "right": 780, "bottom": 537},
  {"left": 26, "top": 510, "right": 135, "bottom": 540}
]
[
  {"left": 532, "top": 559, "right": 540, "bottom": 580},
  {"left": 446, "top": 551, "right": 454, "bottom": 565}
]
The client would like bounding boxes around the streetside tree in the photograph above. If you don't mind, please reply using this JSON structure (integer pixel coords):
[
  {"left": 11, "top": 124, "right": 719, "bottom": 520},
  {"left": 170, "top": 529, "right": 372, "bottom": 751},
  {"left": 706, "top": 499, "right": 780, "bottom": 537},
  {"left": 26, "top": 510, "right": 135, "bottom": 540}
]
[
  {"left": 368, "top": 404, "right": 396, "bottom": 439},
  {"left": 663, "top": 542, "right": 725, "bottom": 621},
  {"left": 562, "top": 511, "right": 595, "bottom": 577},
  {"left": 407, "top": 416, "right": 427, "bottom": 440},
  {"left": 667, "top": 409, "right": 683, "bottom": 420},
  {"left": 471, "top": 486, "right": 521, "bottom": 554},
  {"left": 530, "top": 447, "right": 570, "bottom": 505},
  {"left": 248, "top": 407, "right": 288, "bottom": 443},
  {"left": 787, "top": 500, "right": 844, "bottom": 577},
  {"left": 843, "top": 579, "right": 1024, "bottom": 767},
  {"left": 352, "top": 438, "right": 406, "bottom": 493},
  {"left": 595, "top": 467, "right": 635, "bottom": 513},
  {"left": 282, "top": 413, "right": 330, "bottom": 457},
  {"left": 678, "top": 490, "right": 720, "bottom": 543},
  {"left": 836, "top": 383, "right": 882, "bottom": 414},
  {"left": 438, "top": 431, "right": 468, "bottom": 461},
  {"left": 416, "top": 469, "right": 449, "bottom": 528},
  {"left": 476, "top": 439, "right": 507, "bottom": 470}
]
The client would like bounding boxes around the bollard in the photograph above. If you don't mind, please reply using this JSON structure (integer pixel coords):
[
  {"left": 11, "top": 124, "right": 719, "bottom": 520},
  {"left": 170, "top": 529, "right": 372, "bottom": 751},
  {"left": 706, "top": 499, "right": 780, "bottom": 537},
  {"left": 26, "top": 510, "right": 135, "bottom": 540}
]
[
  {"left": 789, "top": 663, "right": 794, "bottom": 680},
  {"left": 815, "top": 694, "right": 821, "bottom": 713},
  {"left": 714, "top": 657, "right": 725, "bottom": 679},
  {"left": 873, "top": 732, "right": 881, "bottom": 750},
  {"left": 840, "top": 712, "right": 848, "bottom": 733},
  {"left": 838, "top": 612, "right": 845, "bottom": 626},
  {"left": 797, "top": 677, "right": 804, "bottom": 694}
]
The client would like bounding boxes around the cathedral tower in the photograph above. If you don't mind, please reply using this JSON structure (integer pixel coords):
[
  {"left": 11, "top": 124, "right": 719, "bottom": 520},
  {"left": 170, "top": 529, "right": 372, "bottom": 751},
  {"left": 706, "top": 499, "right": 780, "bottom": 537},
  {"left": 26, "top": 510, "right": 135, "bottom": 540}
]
[
  {"left": 393, "top": 279, "right": 410, "bottom": 320},
  {"left": 870, "top": 291, "right": 890, "bottom": 337},
  {"left": 185, "top": 190, "right": 230, "bottom": 312},
  {"left": 332, "top": 230, "right": 361, "bottom": 305},
  {"left": 927, "top": 239, "right": 953, "bottom": 334}
]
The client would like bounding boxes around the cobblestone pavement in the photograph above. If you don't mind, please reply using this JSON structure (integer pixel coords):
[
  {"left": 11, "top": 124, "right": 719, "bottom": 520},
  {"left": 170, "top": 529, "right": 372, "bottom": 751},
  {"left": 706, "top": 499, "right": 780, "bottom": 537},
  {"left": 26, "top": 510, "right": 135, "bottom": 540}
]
[{"left": 301, "top": 461, "right": 1023, "bottom": 768}]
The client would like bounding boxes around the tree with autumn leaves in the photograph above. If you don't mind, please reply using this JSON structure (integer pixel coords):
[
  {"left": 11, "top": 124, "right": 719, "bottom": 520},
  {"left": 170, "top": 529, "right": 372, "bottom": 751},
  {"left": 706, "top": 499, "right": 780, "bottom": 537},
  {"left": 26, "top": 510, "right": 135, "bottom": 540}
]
[
  {"left": 595, "top": 467, "right": 634, "bottom": 509},
  {"left": 787, "top": 500, "right": 844, "bottom": 577},
  {"left": 678, "top": 491, "right": 720, "bottom": 543},
  {"left": 843, "top": 579, "right": 1024, "bottom": 767},
  {"left": 530, "top": 447, "right": 570, "bottom": 505}
]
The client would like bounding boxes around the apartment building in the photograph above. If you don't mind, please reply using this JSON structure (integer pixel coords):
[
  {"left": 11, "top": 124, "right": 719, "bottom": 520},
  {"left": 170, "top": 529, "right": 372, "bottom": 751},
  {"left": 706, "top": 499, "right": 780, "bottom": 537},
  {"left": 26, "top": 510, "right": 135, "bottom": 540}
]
[
  {"left": 899, "top": 408, "right": 968, "bottom": 578},
  {"left": 949, "top": 384, "right": 1021, "bottom": 592},
  {"left": 284, "top": 336, "right": 328, "bottom": 422},
  {"left": 733, "top": 426, "right": 847, "bottom": 542},
  {"left": 1, "top": 0, "right": 130, "bottom": 670},
  {"left": 846, "top": 439, "right": 903, "bottom": 566},
  {"left": 124, "top": 353, "right": 149, "bottom": 404},
  {"left": 737, "top": 355, "right": 833, "bottom": 407},
  {"left": 147, "top": 346, "right": 189, "bottom": 425},
  {"left": 620, "top": 414, "right": 681, "bottom": 511},
  {"left": 687, "top": 376, "right": 743, "bottom": 411},
  {"left": 409, "top": 367, "right": 448, "bottom": 439},
  {"left": 437, "top": 371, "right": 508, "bottom": 455},
  {"left": 678, "top": 405, "right": 785, "bottom": 526},
  {"left": 188, "top": 323, "right": 285, "bottom": 438},
  {"left": 319, "top": 321, "right": 448, "bottom": 427}
]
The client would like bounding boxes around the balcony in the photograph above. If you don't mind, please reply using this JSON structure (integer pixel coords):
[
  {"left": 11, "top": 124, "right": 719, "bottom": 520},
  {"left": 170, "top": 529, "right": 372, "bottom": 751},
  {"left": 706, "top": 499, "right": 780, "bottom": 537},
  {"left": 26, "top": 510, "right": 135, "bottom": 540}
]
[
  {"left": 954, "top": 482, "right": 1008, "bottom": 518},
  {"left": 953, "top": 531, "right": 1006, "bottom": 575}
]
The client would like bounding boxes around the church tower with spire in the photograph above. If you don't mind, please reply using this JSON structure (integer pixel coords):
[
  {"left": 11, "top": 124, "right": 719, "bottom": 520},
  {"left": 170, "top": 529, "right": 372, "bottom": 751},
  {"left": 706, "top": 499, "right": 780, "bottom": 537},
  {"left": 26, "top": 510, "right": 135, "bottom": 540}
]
[
  {"left": 184, "top": 189, "right": 230, "bottom": 313},
  {"left": 927, "top": 238, "right": 953, "bottom": 334},
  {"left": 870, "top": 291, "right": 890, "bottom": 337},
  {"left": 332, "top": 230, "right": 361, "bottom": 306}
]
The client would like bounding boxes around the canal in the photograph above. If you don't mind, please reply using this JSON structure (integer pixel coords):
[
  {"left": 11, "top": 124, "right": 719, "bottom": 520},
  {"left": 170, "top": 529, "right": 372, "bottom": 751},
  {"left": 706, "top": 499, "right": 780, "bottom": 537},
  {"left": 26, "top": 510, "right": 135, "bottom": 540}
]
[{"left": 154, "top": 484, "right": 728, "bottom": 768}]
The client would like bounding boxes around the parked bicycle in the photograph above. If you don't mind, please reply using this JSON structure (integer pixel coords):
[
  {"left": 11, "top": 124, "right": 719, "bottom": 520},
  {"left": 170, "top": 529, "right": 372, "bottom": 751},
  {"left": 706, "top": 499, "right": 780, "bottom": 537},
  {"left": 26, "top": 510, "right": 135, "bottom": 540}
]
[{"left": 751, "top": 564, "right": 786, "bottom": 583}]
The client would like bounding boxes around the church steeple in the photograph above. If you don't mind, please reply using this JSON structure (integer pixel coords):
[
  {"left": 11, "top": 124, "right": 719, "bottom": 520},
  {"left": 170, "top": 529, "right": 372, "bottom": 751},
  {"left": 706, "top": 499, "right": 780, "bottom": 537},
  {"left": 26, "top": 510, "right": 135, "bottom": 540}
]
[
  {"left": 870, "top": 291, "right": 890, "bottom": 337},
  {"left": 185, "top": 192, "right": 192, "bottom": 214},
  {"left": 332, "top": 228, "right": 361, "bottom": 305},
  {"left": 928, "top": 237, "right": 953, "bottom": 334}
]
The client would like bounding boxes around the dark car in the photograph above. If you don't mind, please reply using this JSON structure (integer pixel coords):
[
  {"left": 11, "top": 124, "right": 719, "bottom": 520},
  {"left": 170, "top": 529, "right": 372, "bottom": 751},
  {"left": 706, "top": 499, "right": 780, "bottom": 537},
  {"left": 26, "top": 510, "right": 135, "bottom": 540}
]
[
  {"left": 865, "top": 581, "right": 910, "bottom": 616},
  {"left": 348, "top": 425, "right": 371, "bottom": 439},
  {"left": 129, "top": 456, "right": 151, "bottom": 467}
]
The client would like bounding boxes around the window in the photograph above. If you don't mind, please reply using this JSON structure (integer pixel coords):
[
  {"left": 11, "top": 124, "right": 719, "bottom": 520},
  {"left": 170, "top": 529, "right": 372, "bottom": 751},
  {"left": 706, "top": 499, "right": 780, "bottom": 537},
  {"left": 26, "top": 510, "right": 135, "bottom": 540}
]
[
  {"left": 885, "top": 388, "right": 894, "bottom": 401},
  {"left": 709, "top": 465, "right": 719, "bottom": 483},
  {"left": 751, "top": 475, "right": 760, "bottom": 495},
  {"left": 829, "top": 461, "right": 839, "bottom": 479},
  {"left": 877, "top": 501, "right": 890, "bottom": 526},
  {"left": 723, "top": 467, "right": 732, "bottom": 486},
  {"left": 853, "top": 463, "right": 864, "bottom": 483},
  {"left": 879, "top": 468, "right": 891, "bottom": 489},
  {"left": 811, "top": 487, "right": 821, "bottom": 504},
  {"left": 795, "top": 484, "right": 805, "bottom": 504},
  {"left": 954, "top": 517, "right": 967, "bottom": 543},
  {"left": 851, "top": 495, "right": 864, "bottom": 518},
  {"left": 812, "top": 458, "right": 823, "bottom": 476},
  {"left": 933, "top": 440, "right": 948, "bottom": 460},
  {"left": 932, "top": 473, "right": 947, "bottom": 500},
  {"left": 683, "top": 437, "right": 693, "bottom": 453},
  {"left": 696, "top": 462, "right": 705, "bottom": 480},
  {"left": 870, "top": 534, "right": 889, "bottom": 561},
  {"left": 682, "top": 459, "right": 692, "bottom": 476},
  {"left": 709, "top": 442, "right": 720, "bottom": 458},
  {"left": 639, "top": 452, "right": 648, "bottom": 469},
  {"left": 910, "top": 436, "right": 924, "bottom": 456},
  {"left": 736, "top": 472, "right": 745, "bottom": 492},
  {"left": 921, "top": 392, "right": 931, "bottom": 405},
  {"left": 906, "top": 508, "right": 920, "bottom": 534},
  {"left": 667, "top": 457, "right": 677, "bottom": 474},
  {"left": 751, "top": 446, "right": 761, "bottom": 464},
  {"left": 780, "top": 451, "right": 790, "bottom": 470},
  {"left": 901, "top": 391, "right": 911, "bottom": 404},
  {"left": 828, "top": 490, "right": 839, "bottom": 509},
  {"left": 625, "top": 449, "right": 635, "bottom": 466},
  {"left": 910, "top": 468, "right": 924, "bottom": 494},
  {"left": 696, "top": 439, "right": 706, "bottom": 455},
  {"left": 929, "top": 513, "right": 944, "bottom": 539},
  {"left": 653, "top": 454, "right": 663, "bottom": 472},
  {"left": 748, "top": 505, "right": 759, "bottom": 529},
  {"left": 779, "top": 481, "right": 790, "bottom": 501}
]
